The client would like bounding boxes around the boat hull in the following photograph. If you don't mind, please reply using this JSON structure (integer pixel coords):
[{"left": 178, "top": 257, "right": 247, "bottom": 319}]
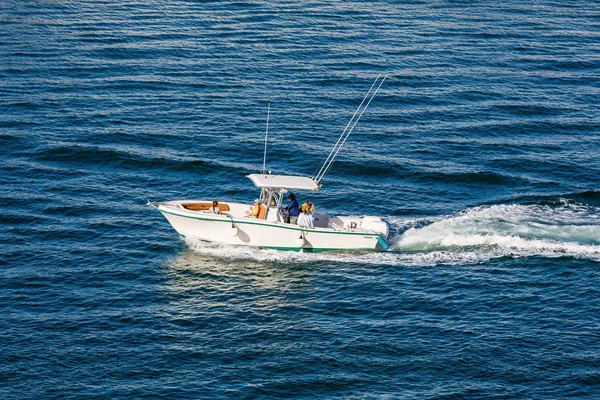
[{"left": 158, "top": 206, "right": 387, "bottom": 252}]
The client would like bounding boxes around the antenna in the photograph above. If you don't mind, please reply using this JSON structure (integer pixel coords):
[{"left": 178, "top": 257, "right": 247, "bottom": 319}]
[{"left": 262, "top": 102, "right": 270, "bottom": 174}]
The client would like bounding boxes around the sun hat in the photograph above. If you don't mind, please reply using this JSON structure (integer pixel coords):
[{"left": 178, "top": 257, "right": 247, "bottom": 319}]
[{"left": 254, "top": 199, "right": 260, "bottom": 203}]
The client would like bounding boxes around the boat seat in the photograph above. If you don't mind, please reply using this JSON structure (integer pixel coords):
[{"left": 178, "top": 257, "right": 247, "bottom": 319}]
[
  {"left": 256, "top": 204, "right": 267, "bottom": 220},
  {"left": 182, "top": 202, "right": 230, "bottom": 212}
]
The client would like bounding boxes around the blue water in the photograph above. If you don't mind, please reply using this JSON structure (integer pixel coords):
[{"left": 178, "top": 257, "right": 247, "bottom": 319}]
[{"left": 2, "top": 0, "right": 600, "bottom": 398}]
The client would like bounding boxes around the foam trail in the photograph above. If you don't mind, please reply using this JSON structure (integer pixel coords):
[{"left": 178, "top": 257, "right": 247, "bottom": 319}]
[
  {"left": 392, "top": 203, "right": 600, "bottom": 261},
  {"left": 185, "top": 202, "right": 600, "bottom": 266}
]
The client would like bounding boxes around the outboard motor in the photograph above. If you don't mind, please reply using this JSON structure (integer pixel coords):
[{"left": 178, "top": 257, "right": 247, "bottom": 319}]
[{"left": 361, "top": 216, "right": 389, "bottom": 238}]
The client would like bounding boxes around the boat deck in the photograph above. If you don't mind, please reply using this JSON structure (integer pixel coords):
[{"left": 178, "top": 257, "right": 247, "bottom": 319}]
[{"left": 163, "top": 200, "right": 380, "bottom": 233}]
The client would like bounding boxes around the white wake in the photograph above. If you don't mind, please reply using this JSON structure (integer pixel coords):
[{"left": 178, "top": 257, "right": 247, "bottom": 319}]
[{"left": 392, "top": 202, "right": 600, "bottom": 261}]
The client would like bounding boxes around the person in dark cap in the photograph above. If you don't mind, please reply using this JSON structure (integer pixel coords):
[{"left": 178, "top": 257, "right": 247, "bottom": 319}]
[{"left": 282, "top": 193, "right": 299, "bottom": 224}]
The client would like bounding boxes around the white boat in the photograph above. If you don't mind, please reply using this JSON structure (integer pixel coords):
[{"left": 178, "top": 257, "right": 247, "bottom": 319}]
[
  {"left": 151, "top": 75, "right": 390, "bottom": 252},
  {"left": 152, "top": 173, "right": 389, "bottom": 252}
]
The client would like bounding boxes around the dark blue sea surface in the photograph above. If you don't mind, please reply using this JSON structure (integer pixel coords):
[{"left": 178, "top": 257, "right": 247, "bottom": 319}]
[{"left": 2, "top": 0, "right": 600, "bottom": 398}]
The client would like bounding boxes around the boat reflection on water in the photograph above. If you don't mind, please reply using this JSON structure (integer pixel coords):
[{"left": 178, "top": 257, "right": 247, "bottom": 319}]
[{"left": 160, "top": 244, "right": 320, "bottom": 315}]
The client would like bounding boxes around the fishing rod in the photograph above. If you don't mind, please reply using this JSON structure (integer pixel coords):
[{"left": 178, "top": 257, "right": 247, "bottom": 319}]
[{"left": 313, "top": 74, "right": 387, "bottom": 185}]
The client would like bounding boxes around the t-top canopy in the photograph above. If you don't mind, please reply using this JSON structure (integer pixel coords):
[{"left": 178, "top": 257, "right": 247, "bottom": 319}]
[{"left": 247, "top": 174, "right": 319, "bottom": 191}]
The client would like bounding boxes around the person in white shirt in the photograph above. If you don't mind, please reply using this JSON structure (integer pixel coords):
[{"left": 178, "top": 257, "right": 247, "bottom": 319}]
[
  {"left": 207, "top": 200, "right": 222, "bottom": 214},
  {"left": 297, "top": 208, "right": 314, "bottom": 227}
]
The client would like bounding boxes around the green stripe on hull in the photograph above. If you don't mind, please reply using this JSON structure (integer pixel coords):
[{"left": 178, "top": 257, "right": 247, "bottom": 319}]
[
  {"left": 159, "top": 208, "right": 381, "bottom": 237},
  {"left": 259, "top": 246, "right": 376, "bottom": 253}
]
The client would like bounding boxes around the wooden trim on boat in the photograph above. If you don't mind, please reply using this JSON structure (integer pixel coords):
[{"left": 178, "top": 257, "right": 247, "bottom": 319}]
[{"left": 182, "top": 202, "right": 230, "bottom": 212}]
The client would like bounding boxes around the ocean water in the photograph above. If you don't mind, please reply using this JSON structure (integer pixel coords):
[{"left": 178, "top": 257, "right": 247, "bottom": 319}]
[{"left": 2, "top": 0, "right": 600, "bottom": 398}]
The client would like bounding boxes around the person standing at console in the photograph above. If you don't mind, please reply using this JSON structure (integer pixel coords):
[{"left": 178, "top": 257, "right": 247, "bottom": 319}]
[{"left": 282, "top": 193, "right": 299, "bottom": 224}]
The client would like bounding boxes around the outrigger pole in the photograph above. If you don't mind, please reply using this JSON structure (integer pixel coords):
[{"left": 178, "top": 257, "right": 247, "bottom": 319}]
[
  {"left": 314, "top": 74, "right": 387, "bottom": 185},
  {"left": 262, "top": 102, "right": 270, "bottom": 174}
]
